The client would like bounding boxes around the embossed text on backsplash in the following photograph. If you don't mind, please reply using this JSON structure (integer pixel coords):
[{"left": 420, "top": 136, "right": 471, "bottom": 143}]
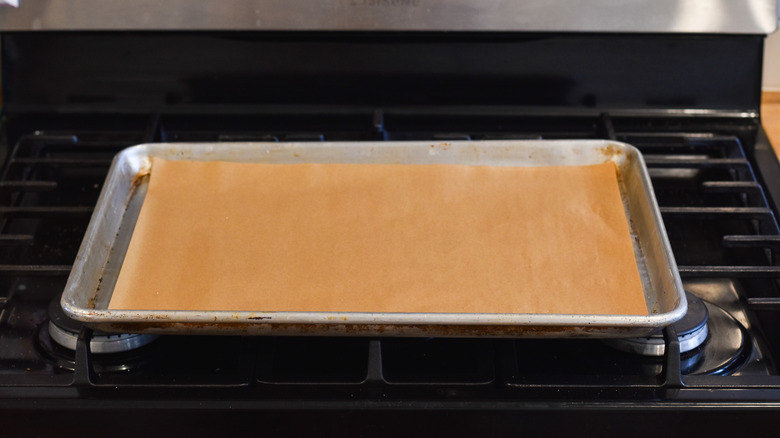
[{"left": 350, "top": 0, "right": 421, "bottom": 7}]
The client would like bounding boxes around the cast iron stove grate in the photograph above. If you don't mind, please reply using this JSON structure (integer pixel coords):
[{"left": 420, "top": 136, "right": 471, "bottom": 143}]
[{"left": 1, "top": 112, "right": 779, "bottom": 399}]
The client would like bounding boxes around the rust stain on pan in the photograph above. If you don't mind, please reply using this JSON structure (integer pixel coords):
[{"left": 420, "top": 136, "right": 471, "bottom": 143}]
[
  {"left": 130, "top": 167, "right": 151, "bottom": 192},
  {"left": 599, "top": 143, "right": 632, "bottom": 167},
  {"left": 86, "top": 276, "right": 103, "bottom": 309},
  {"left": 327, "top": 316, "right": 349, "bottom": 321},
  {"left": 598, "top": 143, "right": 622, "bottom": 159}
]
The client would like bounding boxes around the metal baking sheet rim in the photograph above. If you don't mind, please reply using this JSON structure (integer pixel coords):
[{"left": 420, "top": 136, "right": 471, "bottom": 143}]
[{"left": 61, "top": 140, "right": 687, "bottom": 338}]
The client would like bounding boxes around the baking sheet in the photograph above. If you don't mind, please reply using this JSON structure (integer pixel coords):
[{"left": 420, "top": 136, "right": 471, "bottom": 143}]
[{"left": 61, "top": 140, "right": 687, "bottom": 337}]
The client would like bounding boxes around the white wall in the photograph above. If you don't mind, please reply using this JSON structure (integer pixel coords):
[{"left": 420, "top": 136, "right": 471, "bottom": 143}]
[{"left": 765, "top": 30, "right": 780, "bottom": 90}]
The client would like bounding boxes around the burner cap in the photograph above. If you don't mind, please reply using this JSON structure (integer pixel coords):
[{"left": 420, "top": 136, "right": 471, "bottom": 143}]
[
  {"left": 689, "top": 301, "right": 749, "bottom": 375},
  {"left": 605, "top": 292, "right": 709, "bottom": 356},
  {"left": 47, "top": 298, "right": 157, "bottom": 354}
]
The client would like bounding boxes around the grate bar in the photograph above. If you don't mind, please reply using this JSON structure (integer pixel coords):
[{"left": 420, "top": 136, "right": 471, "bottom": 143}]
[
  {"left": 746, "top": 297, "right": 780, "bottom": 310},
  {"left": 702, "top": 181, "right": 763, "bottom": 194},
  {"left": 0, "top": 181, "right": 58, "bottom": 192},
  {"left": 282, "top": 133, "right": 325, "bottom": 142},
  {"left": 660, "top": 207, "right": 774, "bottom": 219},
  {"left": 622, "top": 133, "right": 736, "bottom": 144},
  {"left": 0, "top": 265, "right": 72, "bottom": 276},
  {"left": 598, "top": 112, "right": 616, "bottom": 140},
  {"left": 432, "top": 133, "right": 472, "bottom": 141},
  {"left": 373, "top": 109, "right": 385, "bottom": 134},
  {"left": 0, "top": 234, "right": 35, "bottom": 245},
  {"left": 26, "top": 134, "right": 79, "bottom": 143},
  {"left": 677, "top": 265, "right": 780, "bottom": 278},
  {"left": 661, "top": 325, "right": 683, "bottom": 388},
  {"left": 217, "top": 134, "right": 278, "bottom": 142},
  {"left": 10, "top": 157, "right": 113, "bottom": 167},
  {"left": 0, "top": 206, "right": 95, "bottom": 217},
  {"left": 722, "top": 235, "right": 780, "bottom": 248},
  {"left": 643, "top": 157, "right": 748, "bottom": 168}
]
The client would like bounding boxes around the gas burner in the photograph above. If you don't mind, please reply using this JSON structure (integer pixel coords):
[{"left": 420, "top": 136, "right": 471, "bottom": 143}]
[
  {"left": 36, "top": 321, "right": 156, "bottom": 373},
  {"left": 47, "top": 298, "right": 158, "bottom": 354},
  {"left": 606, "top": 292, "right": 709, "bottom": 356},
  {"left": 604, "top": 292, "right": 752, "bottom": 375},
  {"left": 688, "top": 301, "right": 750, "bottom": 375}
]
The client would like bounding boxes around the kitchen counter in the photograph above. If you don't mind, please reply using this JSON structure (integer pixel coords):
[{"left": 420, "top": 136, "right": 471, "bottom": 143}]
[{"left": 762, "top": 91, "right": 780, "bottom": 156}]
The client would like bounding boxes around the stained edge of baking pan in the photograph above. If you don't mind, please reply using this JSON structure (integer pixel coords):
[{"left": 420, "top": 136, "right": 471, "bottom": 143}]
[{"left": 61, "top": 140, "right": 686, "bottom": 338}]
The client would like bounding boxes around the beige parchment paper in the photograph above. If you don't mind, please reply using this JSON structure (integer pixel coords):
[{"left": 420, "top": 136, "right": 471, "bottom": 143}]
[{"left": 108, "top": 158, "right": 648, "bottom": 315}]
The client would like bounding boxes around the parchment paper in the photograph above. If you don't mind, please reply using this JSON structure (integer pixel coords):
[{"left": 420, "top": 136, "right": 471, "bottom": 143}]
[{"left": 108, "top": 159, "right": 648, "bottom": 315}]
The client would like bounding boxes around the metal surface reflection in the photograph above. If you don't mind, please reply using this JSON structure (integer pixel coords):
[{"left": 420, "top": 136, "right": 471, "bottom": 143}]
[{"left": 0, "top": 0, "right": 776, "bottom": 33}]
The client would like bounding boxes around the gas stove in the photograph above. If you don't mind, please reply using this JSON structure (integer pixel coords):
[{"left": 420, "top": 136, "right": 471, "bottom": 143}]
[{"left": 2, "top": 2, "right": 780, "bottom": 436}]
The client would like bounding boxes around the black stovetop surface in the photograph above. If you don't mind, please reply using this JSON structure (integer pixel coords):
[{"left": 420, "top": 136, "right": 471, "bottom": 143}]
[
  {"left": 3, "top": 114, "right": 780, "bottom": 436},
  {"left": 3, "top": 32, "right": 780, "bottom": 435},
  {"left": 2, "top": 111, "right": 780, "bottom": 386}
]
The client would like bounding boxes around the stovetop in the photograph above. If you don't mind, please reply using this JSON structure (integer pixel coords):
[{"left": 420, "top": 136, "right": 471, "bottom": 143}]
[
  {"left": 2, "top": 32, "right": 780, "bottom": 435},
  {"left": 2, "top": 110, "right": 779, "bottom": 388}
]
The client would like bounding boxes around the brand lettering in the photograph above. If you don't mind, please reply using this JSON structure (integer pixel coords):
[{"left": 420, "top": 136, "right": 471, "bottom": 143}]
[{"left": 351, "top": 0, "right": 421, "bottom": 7}]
